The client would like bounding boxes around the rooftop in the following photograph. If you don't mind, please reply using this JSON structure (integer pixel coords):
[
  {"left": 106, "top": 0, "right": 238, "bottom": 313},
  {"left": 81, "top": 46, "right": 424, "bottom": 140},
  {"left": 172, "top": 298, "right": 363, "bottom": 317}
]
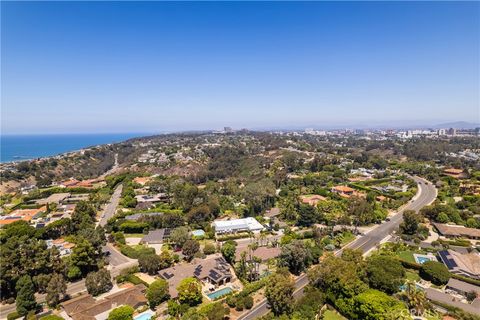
[
  {"left": 332, "top": 185, "right": 355, "bottom": 193},
  {"left": 425, "top": 287, "right": 480, "bottom": 315},
  {"left": 35, "top": 192, "right": 71, "bottom": 205},
  {"left": 235, "top": 246, "right": 281, "bottom": 261},
  {"left": 159, "top": 254, "right": 232, "bottom": 298},
  {"left": 213, "top": 217, "right": 264, "bottom": 233},
  {"left": 446, "top": 278, "right": 480, "bottom": 295},
  {"left": 141, "top": 228, "right": 171, "bottom": 244},
  {"left": 433, "top": 223, "right": 480, "bottom": 238}
]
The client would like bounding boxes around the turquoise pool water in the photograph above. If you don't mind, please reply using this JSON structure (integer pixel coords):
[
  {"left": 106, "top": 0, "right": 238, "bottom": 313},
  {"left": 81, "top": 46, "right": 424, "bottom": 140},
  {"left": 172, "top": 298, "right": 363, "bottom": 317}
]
[
  {"left": 134, "top": 310, "right": 154, "bottom": 320},
  {"left": 207, "top": 287, "right": 233, "bottom": 300},
  {"left": 415, "top": 256, "right": 434, "bottom": 264}
]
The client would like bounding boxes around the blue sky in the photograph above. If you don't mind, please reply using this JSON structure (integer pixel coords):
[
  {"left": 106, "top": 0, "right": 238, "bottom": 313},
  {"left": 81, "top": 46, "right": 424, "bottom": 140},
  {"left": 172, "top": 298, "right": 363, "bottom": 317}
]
[{"left": 2, "top": 1, "right": 479, "bottom": 134}]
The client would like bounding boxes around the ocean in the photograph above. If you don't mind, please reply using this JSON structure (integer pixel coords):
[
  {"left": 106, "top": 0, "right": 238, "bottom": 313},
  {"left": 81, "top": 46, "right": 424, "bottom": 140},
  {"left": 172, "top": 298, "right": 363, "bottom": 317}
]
[{"left": 0, "top": 133, "right": 145, "bottom": 163}]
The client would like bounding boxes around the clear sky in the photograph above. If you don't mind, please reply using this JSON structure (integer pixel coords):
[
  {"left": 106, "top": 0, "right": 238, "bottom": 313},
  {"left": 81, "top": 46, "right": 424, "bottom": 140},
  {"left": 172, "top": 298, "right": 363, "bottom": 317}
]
[{"left": 1, "top": 1, "right": 479, "bottom": 134}]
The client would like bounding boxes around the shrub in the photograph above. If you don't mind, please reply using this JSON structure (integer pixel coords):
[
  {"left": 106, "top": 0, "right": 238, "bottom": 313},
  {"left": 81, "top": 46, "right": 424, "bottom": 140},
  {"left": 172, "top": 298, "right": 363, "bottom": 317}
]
[
  {"left": 40, "top": 316, "right": 64, "bottom": 320},
  {"left": 107, "top": 305, "right": 134, "bottom": 320},
  {"left": 420, "top": 261, "right": 451, "bottom": 285},
  {"left": 85, "top": 269, "right": 113, "bottom": 296},
  {"left": 119, "top": 244, "right": 155, "bottom": 259},
  {"left": 118, "top": 221, "right": 148, "bottom": 233},
  {"left": 7, "top": 312, "right": 20, "bottom": 320},
  {"left": 203, "top": 242, "right": 216, "bottom": 255},
  {"left": 116, "top": 274, "right": 148, "bottom": 287},
  {"left": 235, "top": 299, "right": 244, "bottom": 311},
  {"left": 243, "top": 295, "right": 254, "bottom": 309},
  {"left": 226, "top": 295, "right": 236, "bottom": 308}
]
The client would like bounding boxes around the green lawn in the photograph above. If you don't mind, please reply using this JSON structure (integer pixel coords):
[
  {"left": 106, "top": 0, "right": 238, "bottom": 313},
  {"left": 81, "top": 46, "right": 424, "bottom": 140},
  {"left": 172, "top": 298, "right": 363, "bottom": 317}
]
[
  {"left": 397, "top": 250, "right": 416, "bottom": 263},
  {"left": 124, "top": 233, "right": 145, "bottom": 238},
  {"left": 322, "top": 310, "right": 347, "bottom": 320},
  {"left": 405, "top": 270, "right": 420, "bottom": 282},
  {"left": 340, "top": 232, "right": 356, "bottom": 246}
]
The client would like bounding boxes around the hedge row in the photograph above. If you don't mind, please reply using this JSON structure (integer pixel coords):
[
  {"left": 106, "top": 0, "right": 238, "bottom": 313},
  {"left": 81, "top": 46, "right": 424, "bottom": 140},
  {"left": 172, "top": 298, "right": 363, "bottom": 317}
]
[
  {"left": 116, "top": 274, "right": 149, "bottom": 287},
  {"left": 217, "top": 233, "right": 252, "bottom": 241},
  {"left": 118, "top": 244, "right": 155, "bottom": 259},
  {"left": 399, "top": 258, "right": 480, "bottom": 287},
  {"left": 451, "top": 274, "right": 480, "bottom": 287}
]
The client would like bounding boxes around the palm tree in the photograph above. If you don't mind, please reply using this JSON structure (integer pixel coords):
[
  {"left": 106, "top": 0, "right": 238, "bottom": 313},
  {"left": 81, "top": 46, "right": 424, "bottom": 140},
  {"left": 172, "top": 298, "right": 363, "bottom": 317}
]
[
  {"left": 259, "top": 232, "right": 267, "bottom": 246},
  {"left": 401, "top": 281, "right": 427, "bottom": 316}
]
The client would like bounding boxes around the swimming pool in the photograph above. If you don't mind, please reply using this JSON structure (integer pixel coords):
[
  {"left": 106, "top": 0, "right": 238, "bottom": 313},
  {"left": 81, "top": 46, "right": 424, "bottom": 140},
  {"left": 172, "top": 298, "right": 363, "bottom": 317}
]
[
  {"left": 134, "top": 310, "right": 155, "bottom": 320},
  {"left": 413, "top": 253, "right": 436, "bottom": 265},
  {"left": 416, "top": 256, "right": 431, "bottom": 264},
  {"left": 206, "top": 287, "right": 233, "bottom": 300}
]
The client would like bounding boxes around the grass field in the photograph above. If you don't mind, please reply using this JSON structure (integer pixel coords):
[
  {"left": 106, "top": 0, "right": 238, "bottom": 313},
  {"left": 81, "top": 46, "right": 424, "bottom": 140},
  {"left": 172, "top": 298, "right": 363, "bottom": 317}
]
[
  {"left": 340, "top": 232, "right": 356, "bottom": 245},
  {"left": 124, "top": 233, "right": 145, "bottom": 238},
  {"left": 405, "top": 270, "right": 420, "bottom": 282},
  {"left": 322, "top": 310, "right": 347, "bottom": 320},
  {"left": 397, "top": 250, "right": 416, "bottom": 263}
]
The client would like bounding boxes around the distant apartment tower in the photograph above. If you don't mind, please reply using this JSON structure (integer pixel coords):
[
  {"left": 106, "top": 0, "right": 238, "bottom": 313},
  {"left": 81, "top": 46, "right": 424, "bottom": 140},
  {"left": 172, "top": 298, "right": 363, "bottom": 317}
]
[
  {"left": 447, "top": 128, "right": 457, "bottom": 136},
  {"left": 438, "top": 129, "right": 446, "bottom": 136},
  {"left": 224, "top": 127, "right": 233, "bottom": 133},
  {"left": 305, "top": 128, "right": 314, "bottom": 134}
]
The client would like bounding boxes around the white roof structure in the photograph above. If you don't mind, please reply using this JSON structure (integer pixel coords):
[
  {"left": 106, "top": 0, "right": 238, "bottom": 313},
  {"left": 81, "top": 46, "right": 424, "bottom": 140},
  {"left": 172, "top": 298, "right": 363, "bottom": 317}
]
[{"left": 213, "top": 217, "right": 264, "bottom": 234}]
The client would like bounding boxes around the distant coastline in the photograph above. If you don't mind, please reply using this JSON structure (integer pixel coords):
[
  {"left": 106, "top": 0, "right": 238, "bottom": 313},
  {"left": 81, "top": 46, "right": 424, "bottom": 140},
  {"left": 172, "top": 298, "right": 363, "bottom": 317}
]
[{"left": 0, "top": 133, "right": 145, "bottom": 163}]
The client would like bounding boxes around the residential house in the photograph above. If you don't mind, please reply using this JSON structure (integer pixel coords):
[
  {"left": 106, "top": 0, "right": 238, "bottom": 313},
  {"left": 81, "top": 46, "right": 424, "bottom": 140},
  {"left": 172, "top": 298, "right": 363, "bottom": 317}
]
[
  {"left": 235, "top": 246, "right": 281, "bottom": 262},
  {"left": 438, "top": 250, "right": 480, "bottom": 279},
  {"left": 0, "top": 206, "right": 46, "bottom": 226},
  {"left": 133, "top": 177, "right": 152, "bottom": 186},
  {"left": 213, "top": 217, "right": 265, "bottom": 235},
  {"left": 125, "top": 212, "right": 163, "bottom": 221},
  {"left": 331, "top": 185, "right": 363, "bottom": 198},
  {"left": 35, "top": 193, "right": 71, "bottom": 205},
  {"left": 135, "top": 193, "right": 168, "bottom": 204},
  {"left": 433, "top": 223, "right": 480, "bottom": 240},
  {"left": 265, "top": 207, "right": 280, "bottom": 218},
  {"left": 446, "top": 278, "right": 480, "bottom": 298},
  {"left": 444, "top": 168, "right": 467, "bottom": 179},
  {"left": 64, "top": 194, "right": 90, "bottom": 203},
  {"left": 61, "top": 284, "right": 147, "bottom": 320},
  {"left": 159, "top": 254, "right": 233, "bottom": 298},
  {"left": 141, "top": 228, "right": 171, "bottom": 245},
  {"left": 460, "top": 183, "right": 480, "bottom": 196},
  {"left": 47, "top": 238, "right": 75, "bottom": 256},
  {"left": 425, "top": 287, "right": 480, "bottom": 315},
  {"left": 300, "top": 195, "right": 326, "bottom": 206}
]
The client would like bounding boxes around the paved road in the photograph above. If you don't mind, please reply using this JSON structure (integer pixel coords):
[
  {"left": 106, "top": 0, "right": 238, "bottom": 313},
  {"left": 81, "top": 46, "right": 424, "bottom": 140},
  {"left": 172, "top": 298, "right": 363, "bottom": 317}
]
[
  {"left": 238, "top": 176, "right": 437, "bottom": 320},
  {"left": 99, "top": 184, "right": 123, "bottom": 227},
  {"left": 0, "top": 246, "right": 136, "bottom": 319},
  {"left": 103, "top": 243, "right": 139, "bottom": 277},
  {"left": 104, "top": 243, "right": 132, "bottom": 267},
  {"left": 338, "top": 176, "right": 437, "bottom": 255},
  {"left": 0, "top": 279, "right": 87, "bottom": 319},
  {"left": 1, "top": 185, "right": 128, "bottom": 319}
]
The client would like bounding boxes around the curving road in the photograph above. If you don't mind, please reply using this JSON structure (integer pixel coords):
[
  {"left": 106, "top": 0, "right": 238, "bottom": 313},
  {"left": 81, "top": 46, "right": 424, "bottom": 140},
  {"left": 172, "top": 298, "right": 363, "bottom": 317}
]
[
  {"left": 238, "top": 176, "right": 437, "bottom": 320},
  {"left": 98, "top": 184, "right": 122, "bottom": 227}
]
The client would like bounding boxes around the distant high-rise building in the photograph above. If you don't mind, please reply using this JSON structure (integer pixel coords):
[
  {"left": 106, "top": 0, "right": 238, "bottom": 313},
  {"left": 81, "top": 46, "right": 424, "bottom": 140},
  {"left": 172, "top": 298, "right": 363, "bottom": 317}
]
[
  {"left": 447, "top": 128, "right": 457, "bottom": 136},
  {"left": 438, "top": 129, "right": 446, "bottom": 136},
  {"left": 224, "top": 127, "right": 233, "bottom": 133}
]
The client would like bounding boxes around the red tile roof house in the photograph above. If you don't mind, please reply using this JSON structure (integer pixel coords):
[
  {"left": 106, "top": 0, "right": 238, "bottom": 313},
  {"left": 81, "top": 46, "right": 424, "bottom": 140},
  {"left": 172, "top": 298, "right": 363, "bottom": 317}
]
[
  {"left": 0, "top": 206, "right": 47, "bottom": 226},
  {"left": 443, "top": 168, "right": 467, "bottom": 179},
  {"left": 300, "top": 195, "right": 326, "bottom": 206},
  {"left": 331, "top": 186, "right": 365, "bottom": 198}
]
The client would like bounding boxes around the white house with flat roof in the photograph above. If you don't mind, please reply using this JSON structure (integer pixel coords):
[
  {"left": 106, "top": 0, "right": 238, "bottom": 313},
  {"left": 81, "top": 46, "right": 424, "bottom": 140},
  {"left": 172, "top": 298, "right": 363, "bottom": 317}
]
[{"left": 213, "top": 217, "right": 264, "bottom": 235}]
